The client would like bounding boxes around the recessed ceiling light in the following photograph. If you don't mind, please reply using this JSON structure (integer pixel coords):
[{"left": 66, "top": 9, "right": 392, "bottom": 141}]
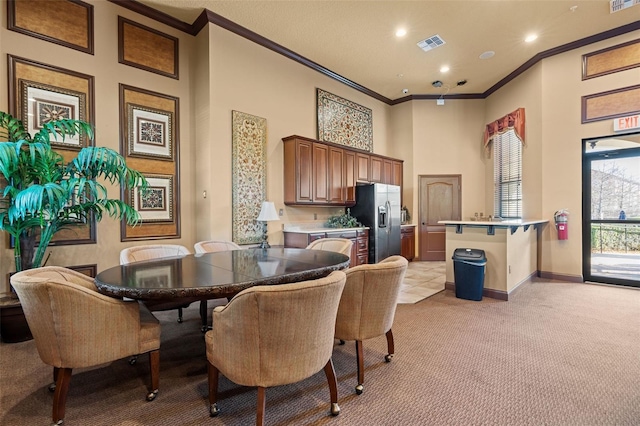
[
  {"left": 395, "top": 28, "right": 407, "bottom": 37},
  {"left": 525, "top": 34, "right": 538, "bottom": 43},
  {"left": 479, "top": 51, "right": 495, "bottom": 59},
  {"left": 440, "top": 66, "right": 450, "bottom": 73}
]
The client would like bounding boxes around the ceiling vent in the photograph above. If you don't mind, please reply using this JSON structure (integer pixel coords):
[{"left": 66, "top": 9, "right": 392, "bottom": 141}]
[
  {"left": 417, "top": 34, "right": 446, "bottom": 52},
  {"left": 610, "top": 0, "right": 639, "bottom": 13}
]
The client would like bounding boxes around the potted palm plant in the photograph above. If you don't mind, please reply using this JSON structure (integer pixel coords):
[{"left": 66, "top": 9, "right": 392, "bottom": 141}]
[{"left": 0, "top": 111, "right": 146, "bottom": 273}]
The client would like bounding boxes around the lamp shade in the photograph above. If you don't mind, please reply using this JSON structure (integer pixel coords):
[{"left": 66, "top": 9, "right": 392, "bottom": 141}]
[{"left": 257, "top": 201, "right": 279, "bottom": 222}]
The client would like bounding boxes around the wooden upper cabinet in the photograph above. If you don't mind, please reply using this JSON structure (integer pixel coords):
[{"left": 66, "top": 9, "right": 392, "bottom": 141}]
[
  {"left": 370, "top": 156, "right": 383, "bottom": 183},
  {"left": 312, "top": 143, "right": 329, "bottom": 203},
  {"left": 392, "top": 160, "right": 403, "bottom": 187},
  {"left": 284, "top": 136, "right": 328, "bottom": 204},
  {"left": 356, "top": 153, "right": 370, "bottom": 182},
  {"left": 344, "top": 150, "right": 356, "bottom": 205},
  {"left": 328, "top": 147, "right": 345, "bottom": 204},
  {"left": 283, "top": 135, "right": 403, "bottom": 206}
]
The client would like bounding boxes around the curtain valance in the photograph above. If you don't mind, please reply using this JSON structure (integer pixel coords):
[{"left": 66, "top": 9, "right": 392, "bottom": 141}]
[{"left": 483, "top": 108, "right": 525, "bottom": 148}]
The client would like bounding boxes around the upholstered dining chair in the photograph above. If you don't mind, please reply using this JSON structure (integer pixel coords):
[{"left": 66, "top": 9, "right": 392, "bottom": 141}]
[
  {"left": 10, "top": 266, "right": 161, "bottom": 425},
  {"left": 305, "top": 238, "right": 353, "bottom": 263},
  {"left": 205, "top": 270, "right": 347, "bottom": 426},
  {"left": 334, "top": 255, "right": 408, "bottom": 395},
  {"left": 194, "top": 240, "right": 242, "bottom": 254},
  {"left": 120, "top": 244, "right": 193, "bottom": 323}
]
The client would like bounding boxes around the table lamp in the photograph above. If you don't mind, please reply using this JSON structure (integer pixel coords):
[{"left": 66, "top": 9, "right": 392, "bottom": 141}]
[{"left": 257, "top": 201, "right": 279, "bottom": 249}]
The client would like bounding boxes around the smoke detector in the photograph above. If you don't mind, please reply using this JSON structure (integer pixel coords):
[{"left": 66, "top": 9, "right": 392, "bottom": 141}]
[
  {"left": 432, "top": 80, "right": 443, "bottom": 88},
  {"left": 417, "top": 34, "right": 446, "bottom": 52}
]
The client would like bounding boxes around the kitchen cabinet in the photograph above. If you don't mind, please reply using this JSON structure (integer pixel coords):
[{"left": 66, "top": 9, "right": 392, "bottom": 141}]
[
  {"left": 401, "top": 225, "right": 415, "bottom": 261},
  {"left": 370, "top": 156, "right": 383, "bottom": 183},
  {"left": 328, "top": 147, "right": 345, "bottom": 204},
  {"left": 284, "top": 136, "right": 329, "bottom": 205},
  {"left": 283, "top": 135, "right": 403, "bottom": 206},
  {"left": 284, "top": 228, "right": 369, "bottom": 267},
  {"left": 356, "top": 152, "right": 370, "bottom": 183}
]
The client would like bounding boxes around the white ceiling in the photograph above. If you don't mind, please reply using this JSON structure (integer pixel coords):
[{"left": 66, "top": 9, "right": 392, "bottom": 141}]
[{"left": 136, "top": 0, "right": 640, "bottom": 101}]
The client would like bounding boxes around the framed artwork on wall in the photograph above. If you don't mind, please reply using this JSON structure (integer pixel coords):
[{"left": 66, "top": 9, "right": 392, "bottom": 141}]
[
  {"left": 316, "top": 88, "right": 373, "bottom": 152},
  {"left": 8, "top": 55, "right": 96, "bottom": 246},
  {"left": 21, "top": 80, "right": 87, "bottom": 149},
  {"left": 127, "top": 104, "right": 174, "bottom": 160},
  {"left": 130, "top": 174, "right": 174, "bottom": 223},
  {"left": 119, "top": 84, "right": 180, "bottom": 241}
]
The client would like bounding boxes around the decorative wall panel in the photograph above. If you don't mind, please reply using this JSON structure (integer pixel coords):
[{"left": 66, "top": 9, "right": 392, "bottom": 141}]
[
  {"left": 232, "top": 111, "right": 267, "bottom": 245},
  {"left": 119, "top": 84, "right": 180, "bottom": 240},
  {"left": 317, "top": 88, "right": 373, "bottom": 152},
  {"left": 8, "top": 0, "right": 94, "bottom": 54},
  {"left": 118, "top": 16, "right": 179, "bottom": 79},
  {"left": 583, "top": 38, "right": 640, "bottom": 80},
  {"left": 582, "top": 84, "right": 640, "bottom": 123},
  {"left": 8, "top": 55, "right": 96, "bottom": 246}
]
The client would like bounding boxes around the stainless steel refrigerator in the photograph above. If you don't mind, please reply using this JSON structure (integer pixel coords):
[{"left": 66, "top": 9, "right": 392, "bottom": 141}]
[{"left": 351, "top": 183, "right": 402, "bottom": 264}]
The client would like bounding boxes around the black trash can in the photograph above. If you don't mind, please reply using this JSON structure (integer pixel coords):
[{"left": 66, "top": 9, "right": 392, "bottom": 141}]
[{"left": 452, "top": 248, "right": 487, "bottom": 301}]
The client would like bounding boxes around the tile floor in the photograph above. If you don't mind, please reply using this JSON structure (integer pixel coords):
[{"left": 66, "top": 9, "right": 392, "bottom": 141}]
[{"left": 397, "top": 260, "right": 447, "bottom": 304}]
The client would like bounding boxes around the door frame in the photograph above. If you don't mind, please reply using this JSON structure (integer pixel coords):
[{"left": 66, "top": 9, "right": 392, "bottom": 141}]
[
  {"left": 582, "top": 134, "right": 640, "bottom": 288},
  {"left": 418, "top": 174, "right": 462, "bottom": 261}
]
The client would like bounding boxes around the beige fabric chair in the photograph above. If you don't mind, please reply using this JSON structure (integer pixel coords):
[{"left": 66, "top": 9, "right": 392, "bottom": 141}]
[
  {"left": 205, "top": 270, "right": 347, "bottom": 426},
  {"left": 305, "top": 238, "right": 353, "bottom": 262},
  {"left": 334, "top": 255, "right": 408, "bottom": 395},
  {"left": 194, "top": 240, "right": 242, "bottom": 254},
  {"left": 10, "top": 266, "right": 161, "bottom": 425},
  {"left": 120, "top": 244, "right": 193, "bottom": 323}
]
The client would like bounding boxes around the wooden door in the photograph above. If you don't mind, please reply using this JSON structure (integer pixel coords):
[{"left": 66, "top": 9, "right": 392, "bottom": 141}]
[
  {"left": 295, "top": 139, "right": 313, "bottom": 203},
  {"left": 418, "top": 175, "right": 461, "bottom": 261},
  {"left": 344, "top": 150, "right": 356, "bottom": 205},
  {"left": 370, "top": 156, "right": 383, "bottom": 183},
  {"left": 356, "top": 153, "right": 370, "bottom": 182}
]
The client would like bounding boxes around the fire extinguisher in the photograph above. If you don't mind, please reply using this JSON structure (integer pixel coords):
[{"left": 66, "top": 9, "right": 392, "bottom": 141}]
[{"left": 554, "top": 209, "right": 569, "bottom": 240}]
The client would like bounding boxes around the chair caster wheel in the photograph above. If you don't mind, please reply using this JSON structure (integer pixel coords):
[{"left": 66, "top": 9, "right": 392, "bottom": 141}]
[
  {"left": 330, "top": 402, "right": 341, "bottom": 416},
  {"left": 52, "top": 419, "right": 64, "bottom": 425},
  {"left": 355, "top": 384, "right": 364, "bottom": 395},
  {"left": 146, "top": 390, "right": 158, "bottom": 401},
  {"left": 48, "top": 382, "right": 56, "bottom": 392},
  {"left": 129, "top": 356, "right": 138, "bottom": 365},
  {"left": 339, "top": 339, "right": 345, "bottom": 345},
  {"left": 385, "top": 354, "right": 393, "bottom": 362},
  {"left": 177, "top": 317, "right": 183, "bottom": 323},
  {"left": 201, "top": 325, "right": 210, "bottom": 333},
  {"left": 210, "top": 403, "right": 220, "bottom": 417}
]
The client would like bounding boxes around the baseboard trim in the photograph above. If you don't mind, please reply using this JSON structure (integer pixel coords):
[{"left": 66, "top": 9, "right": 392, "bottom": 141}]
[
  {"left": 445, "top": 271, "right": 538, "bottom": 301},
  {"left": 445, "top": 282, "right": 508, "bottom": 301},
  {"left": 538, "top": 271, "right": 583, "bottom": 283}
]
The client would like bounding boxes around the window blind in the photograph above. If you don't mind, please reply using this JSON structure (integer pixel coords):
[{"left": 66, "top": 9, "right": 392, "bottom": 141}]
[{"left": 493, "top": 129, "right": 522, "bottom": 219}]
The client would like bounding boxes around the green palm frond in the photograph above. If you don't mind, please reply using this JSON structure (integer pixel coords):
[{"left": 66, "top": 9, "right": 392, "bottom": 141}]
[{"left": 1, "top": 111, "right": 147, "bottom": 271}]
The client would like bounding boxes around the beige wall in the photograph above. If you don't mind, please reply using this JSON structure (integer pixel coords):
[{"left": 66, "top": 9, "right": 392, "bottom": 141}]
[
  {"left": 486, "top": 29, "right": 640, "bottom": 279},
  {"left": 199, "top": 24, "right": 394, "bottom": 247},
  {"left": 410, "top": 98, "right": 488, "bottom": 221}
]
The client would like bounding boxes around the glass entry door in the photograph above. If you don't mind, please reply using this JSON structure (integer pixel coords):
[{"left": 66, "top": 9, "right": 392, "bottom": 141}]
[{"left": 583, "top": 132, "right": 640, "bottom": 287}]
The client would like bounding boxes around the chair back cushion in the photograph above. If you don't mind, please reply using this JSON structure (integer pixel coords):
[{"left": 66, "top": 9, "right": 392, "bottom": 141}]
[
  {"left": 10, "top": 266, "right": 159, "bottom": 368},
  {"left": 335, "top": 255, "right": 408, "bottom": 341},
  {"left": 206, "top": 270, "right": 346, "bottom": 387},
  {"left": 306, "top": 238, "right": 353, "bottom": 258},
  {"left": 120, "top": 244, "right": 190, "bottom": 264},
  {"left": 194, "top": 240, "right": 242, "bottom": 254}
]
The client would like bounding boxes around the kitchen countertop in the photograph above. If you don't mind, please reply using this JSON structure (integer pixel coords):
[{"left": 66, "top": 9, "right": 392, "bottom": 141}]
[
  {"left": 283, "top": 227, "right": 368, "bottom": 234},
  {"left": 438, "top": 219, "right": 548, "bottom": 227}
]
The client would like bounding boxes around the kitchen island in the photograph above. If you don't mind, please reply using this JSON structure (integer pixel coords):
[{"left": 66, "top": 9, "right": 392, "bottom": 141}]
[{"left": 438, "top": 219, "right": 548, "bottom": 300}]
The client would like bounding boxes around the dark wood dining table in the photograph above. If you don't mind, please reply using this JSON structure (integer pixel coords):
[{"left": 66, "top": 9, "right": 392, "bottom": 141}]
[{"left": 95, "top": 247, "right": 350, "bottom": 307}]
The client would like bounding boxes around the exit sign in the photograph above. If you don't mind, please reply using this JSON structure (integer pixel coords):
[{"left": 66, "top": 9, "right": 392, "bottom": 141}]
[{"left": 613, "top": 115, "right": 640, "bottom": 131}]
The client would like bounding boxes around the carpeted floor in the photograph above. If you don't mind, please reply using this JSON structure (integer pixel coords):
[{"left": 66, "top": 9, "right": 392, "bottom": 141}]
[{"left": 1, "top": 278, "right": 639, "bottom": 425}]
